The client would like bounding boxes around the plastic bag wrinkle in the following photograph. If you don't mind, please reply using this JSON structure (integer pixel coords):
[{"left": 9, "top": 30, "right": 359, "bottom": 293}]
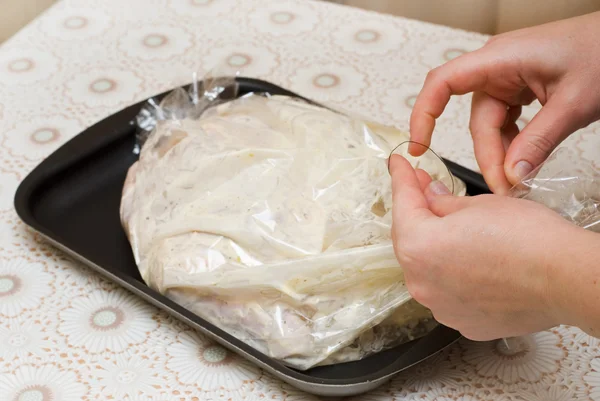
[
  {"left": 511, "top": 147, "right": 600, "bottom": 232},
  {"left": 120, "top": 73, "right": 466, "bottom": 370}
]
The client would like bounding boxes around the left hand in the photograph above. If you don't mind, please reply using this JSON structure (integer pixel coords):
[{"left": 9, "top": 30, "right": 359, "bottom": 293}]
[{"left": 390, "top": 154, "right": 578, "bottom": 340}]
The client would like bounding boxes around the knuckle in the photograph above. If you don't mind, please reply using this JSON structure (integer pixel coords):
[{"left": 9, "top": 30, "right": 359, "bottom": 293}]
[
  {"left": 561, "top": 87, "right": 582, "bottom": 109},
  {"left": 561, "top": 90, "right": 589, "bottom": 123},
  {"left": 406, "top": 282, "right": 419, "bottom": 299},
  {"left": 485, "top": 31, "right": 511, "bottom": 47},
  {"left": 396, "top": 236, "right": 425, "bottom": 266},
  {"left": 485, "top": 35, "right": 498, "bottom": 46},
  {"left": 406, "top": 282, "right": 431, "bottom": 307},
  {"left": 524, "top": 134, "right": 556, "bottom": 158},
  {"left": 431, "top": 311, "right": 456, "bottom": 328},
  {"left": 468, "top": 113, "right": 487, "bottom": 137},
  {"left": 477, "top": 194, "right": 498, "bottom": 204},
  {"left": 468, "top": 116, "right": 477, "bottom": 133},
  {"left": 396, "top": 251, "right": 413, "bottom": 267},
  {"left": 425, "top": 67, "right": 441, "bottom": 83}
]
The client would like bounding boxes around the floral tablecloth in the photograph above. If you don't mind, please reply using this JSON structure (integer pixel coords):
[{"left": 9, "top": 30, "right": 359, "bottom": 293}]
[{"left": 1, "top": 0, "right": 599, "bottom": 400}]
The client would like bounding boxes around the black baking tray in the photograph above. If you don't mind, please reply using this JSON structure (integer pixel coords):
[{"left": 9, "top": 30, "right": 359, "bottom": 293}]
[{"left": 14, "top": 77, "right": 490, "bottom": 397}]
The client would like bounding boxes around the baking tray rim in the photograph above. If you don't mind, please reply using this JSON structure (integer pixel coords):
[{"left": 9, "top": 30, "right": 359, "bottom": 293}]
[
  {"left": 18, "top": 228, "right": 460, "bottom": 396},
  {"left": 13, "top": 76, "right": 485, "bottom": 396}
]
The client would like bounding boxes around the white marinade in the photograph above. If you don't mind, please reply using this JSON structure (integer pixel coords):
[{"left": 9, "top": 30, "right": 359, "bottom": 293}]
[{"left": 120, "top": 94, "right": 466, "bottom": 370}]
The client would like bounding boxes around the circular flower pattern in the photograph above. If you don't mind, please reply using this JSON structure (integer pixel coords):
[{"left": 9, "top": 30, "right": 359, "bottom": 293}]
[
  {"left": 428, "top": 387, "right": 517, "bottom": 401},
  {"left": 248, "top": 1, "right": 319, "bottom": 36},
  {"left": 290, "top": 63, "right": 366, "bottom": 102},
  {"left": 57, "top": 289, "right": 158, "bottom": 353},
  {"left": 242, "top": 373, "right": 309, "bottom": 401},
  {"left": 0, "top": 48, "right": 59, "bottom": 85},
  {"left": 0, "top": 321, "right": 53, "bottom": 360},
  {"left": 0, "top": 364, "right": 87, "bottom": 401},
  {"left": 65, "top": 67, "right": 143, "bottom": 108},
  {"left": 0, "top": 170, "right": 20, "bottom": 211},
  {"left": 118, "top": 25, "right": 193, "bottom": 61},
  {"left": 203, "top": 43, "right": 279, "bottom": 77},
  {"left": 461, "top": 333, "right": 566, "bottom": 384},
  {"left": 332, "top": 17, "right": 406, "bottom": 55},
  {"left": 575, "top": 356, "right": 600, "bottom": 400},
  {"left": 169, "top": 0, "right": 237, "bottom": 17},
  {"left": 38, "top": 8, "right": 111, "bottom": 40},
  {"left": 64, "top": 16, "right": 87, "bottom": 29},
  {"left": 0, "top": 210, "right": 30, "bottom": 255},
  {"left": 2, "top": 116, "right": 82, "bottom": 161},
  {"left": 91, "top": 354, "right": 165, "bottom": 398},
  {"left": 443, "top": 48, "right": 467, "bottom": 61},
  {"left": 573, "top": 329, "right": 600, "bottom": 350},
  {"left": 118, "top": 396, "right": 173, "bottom": 401},
  {"left": 418, "top": 37, "right": 486, "bottom": 69},
  {"left": 516, "top": 382, "right": 575, "bottom": 401},
  {"left": 380, "top": 82, "right": 426, "bottom": 127},
  {"left": 0, "top": 258, "right": 54, "bottom": 318},
  {"left": 166, "top": 330, "right": 260, "bottom": 391},
  {"left": 393, "top": 348, "right": 461, "bottom": 392}
]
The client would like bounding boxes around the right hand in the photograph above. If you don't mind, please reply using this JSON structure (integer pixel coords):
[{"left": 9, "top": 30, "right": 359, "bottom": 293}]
[{"left": 409, "top": 11, "right": 600, "bottom": 194}]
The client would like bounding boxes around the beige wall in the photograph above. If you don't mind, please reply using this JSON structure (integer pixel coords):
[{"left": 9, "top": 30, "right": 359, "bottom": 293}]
[
  {"left": 495, "top": 0, "right": 600, "bottom": 32},
  {"left": 343, "top": 0, "right": 600, "bottom": 34},
  {"left": 0, "top": 0, "right": 56, "bottom": 42},
  {"left": 345, "top": 0, "right": 498, "bottom": 34}
]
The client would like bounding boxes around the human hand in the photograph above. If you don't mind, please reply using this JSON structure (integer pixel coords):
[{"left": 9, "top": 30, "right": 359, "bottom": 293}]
[
  {"left": 409, "top": 11, "right": 600, "bottom": 194},
  {"left": 389, "top": 155, "right": 584, "bottom": 340}
]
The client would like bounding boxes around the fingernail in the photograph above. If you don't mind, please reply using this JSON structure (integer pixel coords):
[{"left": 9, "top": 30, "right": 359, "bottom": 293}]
[
  {"left": 429, "top": 180, "right": 450, "bottom": 195},
  {"left": 514, "top": 160, "right": 533, "bottom": 180}
]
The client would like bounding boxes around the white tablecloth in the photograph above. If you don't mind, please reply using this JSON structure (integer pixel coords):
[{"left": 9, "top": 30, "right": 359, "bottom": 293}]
[{"left": 1, "top": 1, "right": 599, "bottom": 400}]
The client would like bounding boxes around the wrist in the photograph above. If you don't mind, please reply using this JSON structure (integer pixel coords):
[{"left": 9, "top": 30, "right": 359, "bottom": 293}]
[{"left": 547, "top": 226, "right": 600, "bottom": 334}]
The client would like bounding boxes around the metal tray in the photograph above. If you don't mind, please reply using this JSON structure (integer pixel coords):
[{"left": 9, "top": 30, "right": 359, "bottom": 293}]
[{"left": 14, "top": 77, "right": 490, "bottom": 397}]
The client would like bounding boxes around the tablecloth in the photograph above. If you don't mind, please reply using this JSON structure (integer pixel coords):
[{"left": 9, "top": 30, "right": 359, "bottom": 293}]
[{"left": 1, "top": 0, "right": 599, "bottom": 400}]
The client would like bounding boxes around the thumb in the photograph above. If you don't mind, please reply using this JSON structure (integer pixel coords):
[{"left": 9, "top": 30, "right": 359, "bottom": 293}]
[
  {"left": 504, "top": 94, "right": 581, "bottom": 184},
  {"left": 425, "top": 182, "right": 472, "bottom": 217},
  {"left": 390, "top": 155, "right": 434, "bottom": 229}
]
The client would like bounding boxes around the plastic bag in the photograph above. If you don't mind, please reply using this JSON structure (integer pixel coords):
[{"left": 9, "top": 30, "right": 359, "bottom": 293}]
[
  {"left": 511, "top": 147, "right": 600, "bottom": 232},
  {"left": 120, "top": 72, "right": 466, "bottom": 370}
]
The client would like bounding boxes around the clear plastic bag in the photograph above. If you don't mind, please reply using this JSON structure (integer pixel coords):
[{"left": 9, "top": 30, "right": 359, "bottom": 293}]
[
  {"left": 510, "top": 147, "right": 600, "bottom": 232},
  {"left": 120, "top": 72, "right": 466, "bottom": 370}
]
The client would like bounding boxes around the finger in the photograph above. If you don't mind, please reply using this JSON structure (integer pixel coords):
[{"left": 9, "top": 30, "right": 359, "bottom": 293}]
[
  {"left": 415, "top": 168, "right": 433, "bottom": 191},
  {"left": 427, "top": 180, "right": 451, "bottom": 196},
  {"left": 501, "top": 107, "right": 522, "bottom": 151},
  {"left": 513, "top": 87, "right": 536, "bottom": 107},
  {"left": 505, "top": 105, "right": 522, "bottom": 128},
  {"left": 501, "top": 121, "right": 520, "bottom": 152},
  {"left": 390, "top": 155, "right": 435, "bottom": 229},
  {"left": 504, "top": 93, "right": 582, "bottom": 184},
  {"left": 409, "top": 50, "right": 491, "bottom": 156},
  {"left": 469, "top": 92, "right": 513, "bottom": 195},
  {"left": 425, "top": 192, "right": 473, "bottom": 217}
]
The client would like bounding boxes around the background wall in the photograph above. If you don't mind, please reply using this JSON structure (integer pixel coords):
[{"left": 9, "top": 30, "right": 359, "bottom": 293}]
[
  {"left": 0, "top": 0, "right": 56, "bottom": 42},
  {"left": 494, "top": 0, "right": 600, "bottom": 33},
  {"left": 1, "top": 0, "right": 600, "bottom": 43},
  {"left": 342, "top": 0, "right": 600, "bottom": 34}
]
